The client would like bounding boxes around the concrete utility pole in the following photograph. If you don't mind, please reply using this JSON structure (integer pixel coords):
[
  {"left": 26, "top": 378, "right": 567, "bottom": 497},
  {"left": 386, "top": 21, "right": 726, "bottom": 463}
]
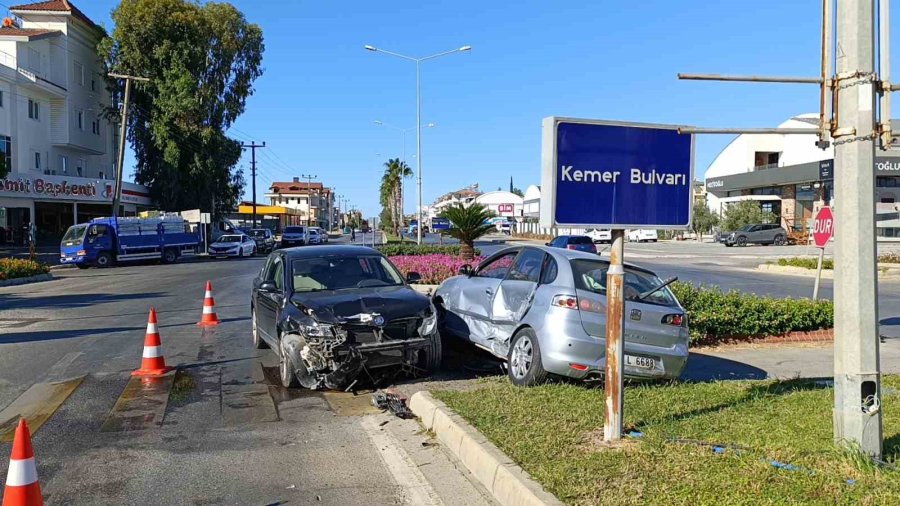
[
  {"left": 832, "top": 0, "right": 882, "bottom": 458},
  {"left": 604, "top": 229, "right": 626, "bottom": 441},
  {"left": 241, "top": 141, "right": 266, "bottom": 229},
  {"left": 302, "top": 174, "right": 317, "bottom": 226},
  {"left": 109, "top": 73, "right": 149, "bottom": 218}
]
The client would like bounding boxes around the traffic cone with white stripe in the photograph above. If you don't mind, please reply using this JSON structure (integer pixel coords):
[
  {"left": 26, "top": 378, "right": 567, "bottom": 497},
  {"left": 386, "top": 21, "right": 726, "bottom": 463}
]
[
  {"left": 2, "top": 419, "right": 42, "bottom": 506},
  {"left": 132, "top": 308, "right": 173, "bottom": 377},
  {"left": 197, "top": 281, "right": 219, "bottom": 327}
]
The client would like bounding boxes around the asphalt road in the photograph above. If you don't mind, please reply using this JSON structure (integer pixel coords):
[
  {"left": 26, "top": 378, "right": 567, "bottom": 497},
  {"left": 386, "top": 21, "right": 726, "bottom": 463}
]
[{"left": 0, "top": 257, "right": 495, "bottom": 505}]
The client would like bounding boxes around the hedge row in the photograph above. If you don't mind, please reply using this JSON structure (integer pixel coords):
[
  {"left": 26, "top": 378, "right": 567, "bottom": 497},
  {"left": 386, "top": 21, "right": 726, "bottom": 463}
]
[
  {"left": 390, "top": 254, "right": 484, "bottom": 285},
  {"left": 377, "top": 243, "right": 480, "bottom": 257},
  {"left": 776, "top": 257, "right": 834, "bottom": 270},
  {"left": 670, "top": 282, "right": 833, "bottom": 344},
  {"left": 0, "top": 258, "right": 49, "bottom": 281}
]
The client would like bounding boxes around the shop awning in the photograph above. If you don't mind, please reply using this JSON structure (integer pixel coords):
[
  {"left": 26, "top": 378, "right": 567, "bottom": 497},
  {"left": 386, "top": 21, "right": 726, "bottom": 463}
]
[{"left": 237, "top": 205, "right": 301, "bottom": 215}]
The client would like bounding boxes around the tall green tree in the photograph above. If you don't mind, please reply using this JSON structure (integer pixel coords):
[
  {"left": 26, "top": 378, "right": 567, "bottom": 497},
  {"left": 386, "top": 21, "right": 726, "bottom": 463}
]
[
  {"left": 691, "top": 202, "right": 720, "bottom": 241},
  {"left": 441, "top": 203, "right": 496, "bottom": 260},
  {"left": 379, "top": 158, "right": 412, "bottom": 235},
  {"left": 99, "top": 0, "right": 264, "bottom": 217},
  {"left": 722, "top": 200, "right": 776, "bottom": 231}
]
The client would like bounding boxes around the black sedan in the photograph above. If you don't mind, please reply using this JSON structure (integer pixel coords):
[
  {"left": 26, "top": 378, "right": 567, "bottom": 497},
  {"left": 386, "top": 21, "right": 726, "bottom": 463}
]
[{"left": 251, "top": 245, "right": 441, "bottom": 390}]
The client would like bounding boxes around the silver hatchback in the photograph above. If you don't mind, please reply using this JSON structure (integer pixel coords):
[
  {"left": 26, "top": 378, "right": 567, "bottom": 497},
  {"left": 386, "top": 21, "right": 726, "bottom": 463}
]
[{"left": 433, "top": 246, "right": 689, "bottom": 386}]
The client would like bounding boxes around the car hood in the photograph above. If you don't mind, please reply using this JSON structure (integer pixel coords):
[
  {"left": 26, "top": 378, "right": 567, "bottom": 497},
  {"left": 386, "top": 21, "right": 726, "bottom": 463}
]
[
  {"left": 291, "top": 285, "right": 430, "bottom": 324},
  {"left": 211, "top": 242, "right": 239, "bottom": 247}
]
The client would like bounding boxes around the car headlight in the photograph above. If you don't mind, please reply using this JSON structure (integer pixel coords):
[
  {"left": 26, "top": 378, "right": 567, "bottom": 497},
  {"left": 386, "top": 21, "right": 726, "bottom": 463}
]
[
  {"left": 419, "top": 304, "right": 438, "bottom": 335},
  {"left": 302, "top": 322, "right": 334, "bottom": 337}
]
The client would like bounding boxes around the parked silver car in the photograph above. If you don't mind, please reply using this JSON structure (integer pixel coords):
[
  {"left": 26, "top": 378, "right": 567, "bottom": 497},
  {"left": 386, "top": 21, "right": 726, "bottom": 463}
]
[
  {"left": 720, "top": 223, "right": 787, "bottom": 247},
  {"left": 433, "top": 246, "right": 689, "bottom": 386}
]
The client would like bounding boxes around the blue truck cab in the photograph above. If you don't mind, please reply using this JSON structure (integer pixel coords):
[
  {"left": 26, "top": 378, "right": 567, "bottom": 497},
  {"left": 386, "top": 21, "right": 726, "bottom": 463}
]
[{"left": 60, "top": 214, "right": 201, "bottom": 268}]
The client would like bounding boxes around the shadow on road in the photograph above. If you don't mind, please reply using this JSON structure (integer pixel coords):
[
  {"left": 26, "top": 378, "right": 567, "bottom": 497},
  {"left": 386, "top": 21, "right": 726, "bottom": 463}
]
[
  {"left": 0, "top": 292, "right": 166, "bottom": 311},
  {"left": 0, "top": 325, "right": 142, "bottom": 344},
  {"left": 679, "top": 352, "right": 769, "bottom": 381}
]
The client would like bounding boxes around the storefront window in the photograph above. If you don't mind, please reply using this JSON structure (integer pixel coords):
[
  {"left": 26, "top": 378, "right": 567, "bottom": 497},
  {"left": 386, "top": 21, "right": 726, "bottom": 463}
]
[
  {"left": 877, "top": 176, "right": 900, "bottom": 188},
  {"left": 795, "top": 184, "right": 816, "bottom": 201},
  {"left": 750, "top": 186, "right": 783, "bottom": 196}
]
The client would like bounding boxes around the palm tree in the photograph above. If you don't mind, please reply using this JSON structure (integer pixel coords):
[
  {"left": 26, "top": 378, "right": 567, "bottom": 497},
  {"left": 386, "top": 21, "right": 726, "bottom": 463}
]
[
  {"left": 381, "top": 158, "right": 413, "bottom": 236},
  {"left": 441, "top": 203, "right": 496, "bottom": 260}
]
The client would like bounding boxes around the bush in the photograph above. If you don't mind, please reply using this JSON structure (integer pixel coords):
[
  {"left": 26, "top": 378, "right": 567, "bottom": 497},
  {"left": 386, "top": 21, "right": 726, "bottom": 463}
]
[
  {"left": 776, "top": 257, "right": 834, "bottom": 270},
  {"left": 0, "top": 258, "right": 50, "bottom": 281},
  {"left": 389, "top": 254, "right": 484, "bottom": 285},
  {"left": 880, "top": 252, "right": 900, "bottom": 264},
  {"left": 377, "top": 244, "right": 479, "bottom": 257},
  {"left": 670, "top": 282, "right": 833, "bottom": 344}
]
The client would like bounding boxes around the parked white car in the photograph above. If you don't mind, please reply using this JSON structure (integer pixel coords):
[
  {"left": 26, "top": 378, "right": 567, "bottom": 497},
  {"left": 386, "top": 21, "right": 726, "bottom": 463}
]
[
  {"left": 307, "top": 228, "right": 322, "bottom": 245},
  {"left": 208, "top": 234, "right": 256, "bottom": 258},
  {"left": 585, "top": 229, "right": 612, "bottom": 243},
  {"left": 628, "top": 229, "right": 658, "bottom": 243}
]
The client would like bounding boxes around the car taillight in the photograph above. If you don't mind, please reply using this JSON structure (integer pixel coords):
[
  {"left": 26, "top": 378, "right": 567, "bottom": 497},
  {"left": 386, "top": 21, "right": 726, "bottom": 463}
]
[
  {"left": 578, "top": 298, "right": 605, "bottom": 313},
  {"left": 551, "top": 294, "right": 578, "bottom": 309},
  {"left": 662, "top": 314, "right": 686, "bottom": 327},
  {"left": 566, "top": 244, "right": 577, "bottom": 250}
]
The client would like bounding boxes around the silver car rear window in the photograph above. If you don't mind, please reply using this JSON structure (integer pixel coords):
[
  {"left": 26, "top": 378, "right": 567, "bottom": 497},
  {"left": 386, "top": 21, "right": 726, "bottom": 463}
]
[{"left": 570, "top": 259, "right": 677, "bottom": 307}]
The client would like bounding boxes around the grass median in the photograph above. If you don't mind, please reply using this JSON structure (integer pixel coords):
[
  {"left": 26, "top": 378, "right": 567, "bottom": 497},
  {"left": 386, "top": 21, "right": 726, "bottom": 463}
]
[{"left": 434, "top": 377, "right": 900, "bottom": 505}]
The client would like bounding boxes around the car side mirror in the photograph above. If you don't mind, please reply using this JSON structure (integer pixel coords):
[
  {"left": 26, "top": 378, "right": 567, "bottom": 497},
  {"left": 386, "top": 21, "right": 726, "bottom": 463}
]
[
  {"left": 544, "top": 242, "right": 550, "bottom": 246},
  {"left": 259, "top": 280, "right": 277, "bottom": 292},
  {"left": 458, "top": 264, "right": 472, "bottom": 276},
  {"left": 406, "top": 271, "right": 422, "bottom": 284}
]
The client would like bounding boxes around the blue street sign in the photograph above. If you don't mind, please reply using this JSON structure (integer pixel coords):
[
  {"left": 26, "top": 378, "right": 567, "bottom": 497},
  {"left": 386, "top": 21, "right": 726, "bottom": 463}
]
[
  {"left": 432, "top": 217, "right": 451, "bottom": 230},
  {"left": 540, "top": 118, "right": 694, "bottom": 229}
]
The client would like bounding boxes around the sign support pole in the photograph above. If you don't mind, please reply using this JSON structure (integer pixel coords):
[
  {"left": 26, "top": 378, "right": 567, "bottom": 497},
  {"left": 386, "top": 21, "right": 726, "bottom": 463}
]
[
  {"left": 832, "top": 0, "right": 882, "bottom": 458},
  {"left": 603, "top": 228, "right": 626, "bottom": 442},
  {"left": 812, "top": 246, "right": 825, "bottom": 300}
]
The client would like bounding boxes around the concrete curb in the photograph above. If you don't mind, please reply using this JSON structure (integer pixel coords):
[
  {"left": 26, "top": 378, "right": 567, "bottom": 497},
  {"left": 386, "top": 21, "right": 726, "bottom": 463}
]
[
  {"left": 758, "top": 263, "right": 900, "bottom": 278},
  {"left": 409, "top": 391, "right": 564, "bottom": 506},
  {"left": 0, "top": 272, "right": 53, "bottom": 287}
]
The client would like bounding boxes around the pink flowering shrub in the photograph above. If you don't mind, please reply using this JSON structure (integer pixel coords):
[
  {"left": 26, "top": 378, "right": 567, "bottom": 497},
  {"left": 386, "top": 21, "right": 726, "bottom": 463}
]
[{"left": 389, "top": 254, "right": 484, "bottom": 285}]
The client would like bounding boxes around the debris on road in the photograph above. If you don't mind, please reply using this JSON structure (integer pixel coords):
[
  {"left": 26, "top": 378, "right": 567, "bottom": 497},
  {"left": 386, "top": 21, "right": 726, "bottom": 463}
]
[{"left": 372, "top": 389, "right": 414, "bottom": 419}]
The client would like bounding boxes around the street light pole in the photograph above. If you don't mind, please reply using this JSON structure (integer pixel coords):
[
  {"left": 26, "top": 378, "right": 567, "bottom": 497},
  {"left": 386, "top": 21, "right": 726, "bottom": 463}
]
[
  {"left": 301, "top": 173, "right": 317, "bottom": 227},
  {"left": 365, "top": 44, "right": 471, "bottom": 244},
  {"left": 374, "top": 120, "right": 434, "bottom": 233}
]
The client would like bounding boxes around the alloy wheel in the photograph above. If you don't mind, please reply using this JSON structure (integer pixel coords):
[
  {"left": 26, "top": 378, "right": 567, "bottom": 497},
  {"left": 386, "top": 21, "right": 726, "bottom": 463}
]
[{"left": 510, "top": 335, "right": 533, "bottom": 379}]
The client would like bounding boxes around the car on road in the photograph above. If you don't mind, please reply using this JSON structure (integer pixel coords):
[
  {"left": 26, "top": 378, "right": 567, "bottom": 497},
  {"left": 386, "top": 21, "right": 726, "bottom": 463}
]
[
  {"left": 313, "top": 227, "right": 329, "bottom": 243},
  {"left": 546, "top": 235, "right": 598, "bottom": 254},
  {"left": 249, "top": 228, "right": 275, "bottom": 254},
  {"left": 627, "top": 229, "right": 658, "bottom": 242},
  {"left": 280, "top": 226, "right": 307, "bottom": 247},
  {"left": 250, "top": 245, "right": 442, "bottom": 390},
  {"left": 585, "top": 229, "right": 611, "bottom": 243},
  {"left": 720, "top": 223, "right": 787, "bottom": 247},
  {"left": 209, "top": 234, "right": 256, "bottom": 258},
  {"left": 433, "top": 245, "right": 689, "bottom": 386},
  {"left": 307, "top": 228, "right": 322, "bottom": 245}
]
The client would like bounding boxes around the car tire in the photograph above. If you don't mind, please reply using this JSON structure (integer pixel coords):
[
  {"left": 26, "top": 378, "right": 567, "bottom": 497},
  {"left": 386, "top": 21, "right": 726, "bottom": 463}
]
[
  {"left": 239, "top": 248, "right": 244, "bottom": 258},
  {"left": 251, "top": 307, "right": 267, "bottom": 349},
  {"left": 421, "top": 329, "right": 443, "bottom": 371},
  {"left": 162, "top": 248, "right": 177, "bottom": 264},
  {"left": 279, "top": 337, "right": 299, "bottom": 388},
  {"left": 95, "top": 252, "right": 112, "bottom": 268},
  {"left": 736, "top": 236, "right": 748, "bottom": 247},
  {"left": 507, "top": 328, "right": 548, "bottom": 387},
  {"left": 773, "top": 234, "right": 785, "bottom": 246}
]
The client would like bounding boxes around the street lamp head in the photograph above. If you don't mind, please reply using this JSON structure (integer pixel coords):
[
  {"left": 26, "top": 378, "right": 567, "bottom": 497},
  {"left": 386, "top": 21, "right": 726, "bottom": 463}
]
[
  {"left": 364, "top": 45, "right": 377, "bottom": 52},
  {"left": 426, "top": 123, "right": 436, "bottom": 128},
  {"left": 459, "top": 45, "right": 472, "bottom": 52}
]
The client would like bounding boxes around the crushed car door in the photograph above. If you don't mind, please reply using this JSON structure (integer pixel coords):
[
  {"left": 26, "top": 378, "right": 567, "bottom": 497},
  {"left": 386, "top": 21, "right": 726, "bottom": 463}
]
[
  {"left": 455, "top": 250, "right": 519, "bottom": 348},
  {"left": 489, "top": 248, "right": 544, "bottom": 355}
]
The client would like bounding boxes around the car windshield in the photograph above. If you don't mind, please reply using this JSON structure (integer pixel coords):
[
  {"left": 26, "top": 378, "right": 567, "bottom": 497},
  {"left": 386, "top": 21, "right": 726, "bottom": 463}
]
[
  {"left": 570, "top": 236, "right": 593, "bottom": 244},
  {"left": 249, "top": 230, "right": 268, "bottom": 237},
  {"left": 737, "top": 225, "right": 755, "bottom": 232},
  {"left": 291, "top": 255, "right": 405, "bottom": 292},
  {"left": 218, "top": 235, "right": 242, "bottom": 243},
  {"left": 570, "top": 259, "right": 677, "bottom": 307},
  {"left": 62, "top": 225, "right": 87, "bottom": 243},
  {"left": 284, "top": 226, "right": 304, "bottom": 233}
]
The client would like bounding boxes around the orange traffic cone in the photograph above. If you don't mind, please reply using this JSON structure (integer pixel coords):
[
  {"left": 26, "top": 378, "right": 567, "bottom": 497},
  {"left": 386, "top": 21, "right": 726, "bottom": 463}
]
[
  {"left": 197, "top": 281, "right": 219, "bottom": 327},
  {"left": 132, "top": 308, "right": 174, "bottom": 377},
  {"left": 2, "top": 419, "right": 42, "bottom": 506}
]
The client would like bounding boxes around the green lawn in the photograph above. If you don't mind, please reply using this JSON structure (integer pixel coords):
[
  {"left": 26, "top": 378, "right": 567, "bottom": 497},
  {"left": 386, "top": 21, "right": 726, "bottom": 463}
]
[{"left": 434, "top": 377, "right": 900, "bottom": 505}]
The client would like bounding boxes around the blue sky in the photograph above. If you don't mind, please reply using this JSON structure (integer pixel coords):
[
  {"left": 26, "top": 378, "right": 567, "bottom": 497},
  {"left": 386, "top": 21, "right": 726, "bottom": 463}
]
[{"left": 86, "top": 1, "right": 848, "bottom": 216}]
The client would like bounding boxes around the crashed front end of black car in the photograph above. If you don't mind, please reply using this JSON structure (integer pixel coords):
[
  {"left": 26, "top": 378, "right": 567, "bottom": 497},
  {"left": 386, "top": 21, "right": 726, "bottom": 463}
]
[{"left": 281, "top": 296, "right": 441, "bottom": 390}]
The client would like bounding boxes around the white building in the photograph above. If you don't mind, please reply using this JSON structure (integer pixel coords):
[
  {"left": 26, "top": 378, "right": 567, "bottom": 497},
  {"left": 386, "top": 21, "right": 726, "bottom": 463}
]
[
  {"left": 0, "top": 0, "right": 151, "bottom": 244},
  {"left": 705, "top": 113, "right": 900, "bottom": 238},
  {"left": 266, "top": 178, "right": 335, "bottom": 229},
  {"left": 429, "top": 184, "right": 481, "bottom": 219},
  {"left": 474, "top": 190, "right": 524, "bottom": 220},
  {"left": 523, "top": 184, "right": 541, "bottom": 218}
]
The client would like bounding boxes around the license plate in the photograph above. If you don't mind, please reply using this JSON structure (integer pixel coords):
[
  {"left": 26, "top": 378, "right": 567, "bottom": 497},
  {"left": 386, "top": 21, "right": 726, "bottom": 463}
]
[{"left": 625, "top": 355, "right": 657, "bottom": 369}]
